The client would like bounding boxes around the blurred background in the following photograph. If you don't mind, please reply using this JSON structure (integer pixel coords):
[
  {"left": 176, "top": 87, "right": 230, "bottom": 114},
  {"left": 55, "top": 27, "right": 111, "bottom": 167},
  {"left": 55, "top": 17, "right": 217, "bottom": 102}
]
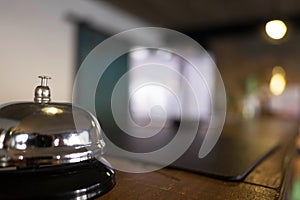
[
  {"left": 0, "top": 0, "right": 299, "bottom": 120},
  {"left": 0, "top": 0, "right": 300, "bottom": 198}
]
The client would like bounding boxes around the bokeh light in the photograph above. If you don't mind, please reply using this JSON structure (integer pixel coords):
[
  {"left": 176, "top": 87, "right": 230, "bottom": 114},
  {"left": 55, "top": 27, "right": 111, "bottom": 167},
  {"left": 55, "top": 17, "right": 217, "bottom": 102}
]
[{"left": 265, "top": 20, "right": 287, "bottom": 40}]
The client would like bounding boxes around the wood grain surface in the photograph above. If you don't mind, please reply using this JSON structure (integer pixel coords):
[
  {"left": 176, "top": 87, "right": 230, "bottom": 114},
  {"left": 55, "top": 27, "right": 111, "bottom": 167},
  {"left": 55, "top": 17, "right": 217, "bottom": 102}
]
[{"left": 99, "top": 119, "right": 298, "bottom": 200}]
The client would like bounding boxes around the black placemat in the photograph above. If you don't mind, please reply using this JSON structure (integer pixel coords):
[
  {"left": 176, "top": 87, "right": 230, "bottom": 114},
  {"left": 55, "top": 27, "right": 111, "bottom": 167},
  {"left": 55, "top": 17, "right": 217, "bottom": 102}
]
[{"left": 171, "top": 126, "right": 279, "bottom": 180}]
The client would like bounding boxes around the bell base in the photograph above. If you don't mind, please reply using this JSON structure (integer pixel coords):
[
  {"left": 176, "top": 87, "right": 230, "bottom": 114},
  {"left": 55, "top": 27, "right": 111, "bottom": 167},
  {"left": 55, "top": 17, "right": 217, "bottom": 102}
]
[{"left": 0, "top": 159, "right": 115, "bottom": 199}]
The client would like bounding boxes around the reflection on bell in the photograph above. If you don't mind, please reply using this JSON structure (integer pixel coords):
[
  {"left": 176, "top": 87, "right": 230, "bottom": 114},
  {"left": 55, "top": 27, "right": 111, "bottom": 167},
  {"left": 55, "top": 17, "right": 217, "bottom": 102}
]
[{"left": 0, "top": 76, "right": 115, "bottom": 199}]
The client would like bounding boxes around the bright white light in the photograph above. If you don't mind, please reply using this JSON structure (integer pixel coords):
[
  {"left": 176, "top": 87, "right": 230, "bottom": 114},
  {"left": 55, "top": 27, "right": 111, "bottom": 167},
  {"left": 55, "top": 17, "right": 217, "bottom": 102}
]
[
  {"left": 15, "top": 134, "right": 28, "bottom": 150},
  {"left": 63, "top": 131, "right": 89, "bottom": 146},
  {"left": 91, "top": 120, "right": 96, "bottom": 127},
  {"left": 15, "top": 134, "right": 28, "bottom": 143},
  {"left": 53, "top": 138, "right": 60, "bottom": 146},
  {"left": 265, "top": 20, "right": 287, "bottom": 40},
  {"left": 131, "top": 85, "right": 167, "bottom": 118}
]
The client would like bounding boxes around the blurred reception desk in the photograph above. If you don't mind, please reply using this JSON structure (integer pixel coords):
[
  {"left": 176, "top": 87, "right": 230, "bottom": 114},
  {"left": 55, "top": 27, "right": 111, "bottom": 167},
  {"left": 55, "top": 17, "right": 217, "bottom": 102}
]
[{"left": 100, "top": 118, "right": 299, "bottom": 200}]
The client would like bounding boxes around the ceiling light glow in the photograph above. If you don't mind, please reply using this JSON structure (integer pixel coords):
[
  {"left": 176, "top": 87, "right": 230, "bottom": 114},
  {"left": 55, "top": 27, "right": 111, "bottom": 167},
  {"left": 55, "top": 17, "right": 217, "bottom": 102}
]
[{"left": 265, "top": 20, "right": 287, "bottom": 40}]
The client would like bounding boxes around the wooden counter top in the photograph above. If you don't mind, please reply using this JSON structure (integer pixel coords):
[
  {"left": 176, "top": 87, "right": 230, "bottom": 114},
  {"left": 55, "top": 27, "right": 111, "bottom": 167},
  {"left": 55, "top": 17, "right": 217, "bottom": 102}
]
[{"left": 99, "top": 118, "right": 298, "bottom": 200}]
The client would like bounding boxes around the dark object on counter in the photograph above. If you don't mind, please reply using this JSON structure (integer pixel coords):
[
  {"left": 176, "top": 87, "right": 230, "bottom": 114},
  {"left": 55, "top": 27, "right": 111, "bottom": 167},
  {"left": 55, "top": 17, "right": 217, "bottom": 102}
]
[
  {"left": 0, "top": 76, "right": 115, "bottom": 199},
  {"left": 171, "top": 121, "right": 279, "bottom": 180},
  {"left": 0, "top": 159, "right": 115, "bottom": 200}
]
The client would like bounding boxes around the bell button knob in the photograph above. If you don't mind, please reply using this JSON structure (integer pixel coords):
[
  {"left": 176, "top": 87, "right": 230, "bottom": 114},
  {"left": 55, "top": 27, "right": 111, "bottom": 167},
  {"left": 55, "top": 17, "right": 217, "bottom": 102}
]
[{"left": 34, "top": 76, "right": 51, "bottom": 103}]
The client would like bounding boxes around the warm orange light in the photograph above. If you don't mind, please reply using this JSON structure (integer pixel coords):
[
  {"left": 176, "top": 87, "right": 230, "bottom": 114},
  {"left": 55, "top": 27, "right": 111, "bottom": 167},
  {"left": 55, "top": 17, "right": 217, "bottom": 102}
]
[
  {"left": 270, "top": 73, "right": 286, "bottom": 95},
  {"left": 272, "top": 66, "right": 286, "bottom": 76},
  {"left": 42, "top": 107, "right": 63, "bottom": 115}
]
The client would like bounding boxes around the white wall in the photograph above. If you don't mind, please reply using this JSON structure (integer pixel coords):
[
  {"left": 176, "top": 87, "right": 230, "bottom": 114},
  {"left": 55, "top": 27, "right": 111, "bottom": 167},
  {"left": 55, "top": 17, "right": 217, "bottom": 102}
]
[{"left": 0, "top": 0, "right": 149, "bottom": 104}]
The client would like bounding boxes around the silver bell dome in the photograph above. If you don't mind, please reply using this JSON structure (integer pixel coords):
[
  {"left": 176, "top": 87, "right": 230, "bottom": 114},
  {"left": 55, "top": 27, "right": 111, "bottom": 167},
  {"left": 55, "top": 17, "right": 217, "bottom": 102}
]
[{"left": 0, "top": 76, "right": 105, "bottom": 168}]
